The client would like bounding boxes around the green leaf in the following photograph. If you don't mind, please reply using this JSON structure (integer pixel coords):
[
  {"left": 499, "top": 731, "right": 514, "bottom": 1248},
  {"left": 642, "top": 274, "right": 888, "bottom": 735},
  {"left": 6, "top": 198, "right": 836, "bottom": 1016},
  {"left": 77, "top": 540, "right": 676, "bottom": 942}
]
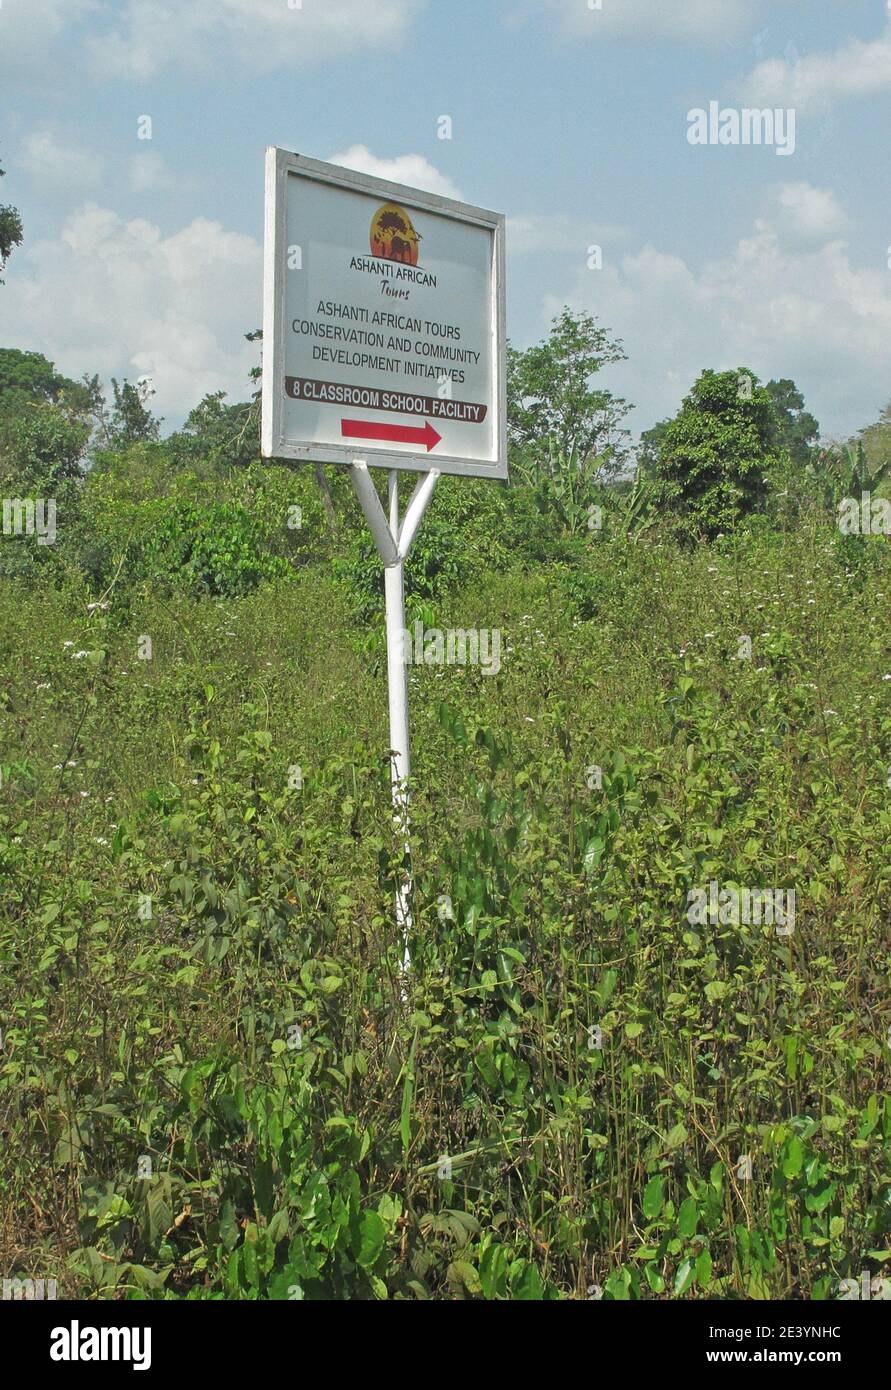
[
  {"left": 479, "top": 1244, "right": 509, "bottom": 1300},
  {"left": 448, "top": 1260, "right": 482, "bottom": 1295},
  {"left": 242, "top": 1229, "right": 259, "bottom": 1289},
  {"left": 665, "top": 1122, "right": 688, "bottom": 1151},
  {"left": 678, "top": 1197, "right": 699, "bottom": 1238},
  {"left": 642, "top": 1175, "right": 664, "bottom": 1220},
  {"left": 783, "top": 1136, "right": 804, "bottom": 1179},
  {"left": 674, "top": 1258, "right": 696, "bottom": 1295},
  {"left": 399, "top": 1039, "right": 416, "bottom": 1154},
  {"left": 696, "top": 1249, "right": 712, "bottom": 1288},
  {"left": 511, "top": 1260, "right": 543, "bottom": 1300},
  {"left": 266, "top": 1208, "right": 290, "bottom": 1244},
  {"left": 356, "top": 1210, "right": 386, "bottom": 1271},
  {"left": 583, "top": 836, "right": 605, "bottom": 874}
]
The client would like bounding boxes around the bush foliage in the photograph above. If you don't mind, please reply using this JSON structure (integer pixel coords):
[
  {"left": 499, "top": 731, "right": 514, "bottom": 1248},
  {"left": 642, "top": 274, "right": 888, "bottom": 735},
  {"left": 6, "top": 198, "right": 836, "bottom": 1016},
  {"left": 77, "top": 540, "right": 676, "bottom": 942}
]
[{"left": 1, "top": 321, "right": 889, "bottom": 1301}]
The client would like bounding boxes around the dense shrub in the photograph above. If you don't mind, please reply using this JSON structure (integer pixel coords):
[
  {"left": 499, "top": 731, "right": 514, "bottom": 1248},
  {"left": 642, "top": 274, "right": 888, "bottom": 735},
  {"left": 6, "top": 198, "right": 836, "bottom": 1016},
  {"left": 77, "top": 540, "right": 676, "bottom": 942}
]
[{"left": 2, "top": 524, "right": 889, "bottom": 1299}]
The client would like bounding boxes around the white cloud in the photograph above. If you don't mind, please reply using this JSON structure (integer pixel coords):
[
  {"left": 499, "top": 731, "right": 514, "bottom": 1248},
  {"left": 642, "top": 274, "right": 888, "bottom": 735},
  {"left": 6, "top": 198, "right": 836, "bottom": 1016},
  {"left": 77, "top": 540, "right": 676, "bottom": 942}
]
[
  {"left": 0, "top": 0, "right": 97, "bottom": 72},
  {"left": 128, "top": 151, "right": 173, "bottom": 194},
  {"left": 2, "top": 205, "right": 261, "bottom": 423},
  {"left": 19, "top": 129, "right": 105, "bottom": 189},
  {"left": 543, "top": 0, "right": 791, "bottom": 43},
  {"left": 543, "top": 191, "right": 891, "bottom": 439},
  {"left": 326, "top": 145, "right": 462, "bottom": 200},
  {"left": 773, "top": 182, "right": 847, "bottom": 241},
  {"left": 509, "top": 214, "right": 601, "bottom": 255},
  {"left": 87, "top": 0, "right": 422, "bottom": 79},
  {"left": 741, "top": 21, "right": 891, "bottom": 112}
]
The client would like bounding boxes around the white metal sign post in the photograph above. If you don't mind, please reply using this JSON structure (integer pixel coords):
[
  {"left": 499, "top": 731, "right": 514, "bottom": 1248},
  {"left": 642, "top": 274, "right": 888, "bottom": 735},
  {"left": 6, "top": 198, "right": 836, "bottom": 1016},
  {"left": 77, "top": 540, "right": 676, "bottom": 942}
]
[
  {"left": 349, "top": 460, "right": 439, "bottom": 953},
  {"left": 262, "top": 149, "right": 507, "bottom": 961}
]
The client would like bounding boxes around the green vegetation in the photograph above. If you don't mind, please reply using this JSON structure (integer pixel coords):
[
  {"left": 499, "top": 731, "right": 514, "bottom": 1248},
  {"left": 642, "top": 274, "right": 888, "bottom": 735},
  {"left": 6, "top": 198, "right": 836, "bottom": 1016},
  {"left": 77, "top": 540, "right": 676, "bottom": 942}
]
[
  {"left": 507, "top": 306, "right": 630, "bottom": 475},
  {"left": 649, "top": 369, "right": 782, "bottom": 540},
  {"left": 1, "top": 312, "right": 889, "bottom": 1301},
  {"left": 0, "top": 152, "right": 23, "bottom": 284}
]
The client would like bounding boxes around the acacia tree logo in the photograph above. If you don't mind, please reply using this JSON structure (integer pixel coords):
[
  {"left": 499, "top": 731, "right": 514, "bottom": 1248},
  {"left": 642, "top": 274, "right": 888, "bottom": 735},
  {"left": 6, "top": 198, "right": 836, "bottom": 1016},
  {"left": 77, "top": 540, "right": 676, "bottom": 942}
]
[{"left": 370, "top": 203, "right": 422, "bottom": 266}]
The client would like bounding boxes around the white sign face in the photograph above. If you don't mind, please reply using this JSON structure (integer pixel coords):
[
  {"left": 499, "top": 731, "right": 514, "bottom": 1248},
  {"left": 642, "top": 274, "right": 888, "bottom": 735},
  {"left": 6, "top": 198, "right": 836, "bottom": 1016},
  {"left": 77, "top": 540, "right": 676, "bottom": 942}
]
[{"left": 262, "top": 149, "right": 507, "bottom": 479}]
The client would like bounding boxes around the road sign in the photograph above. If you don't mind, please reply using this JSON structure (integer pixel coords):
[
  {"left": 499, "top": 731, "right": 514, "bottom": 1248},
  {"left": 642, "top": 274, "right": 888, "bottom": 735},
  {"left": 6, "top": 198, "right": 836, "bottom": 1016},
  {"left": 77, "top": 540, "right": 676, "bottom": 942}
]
[
  {"left": 261, "top": 149, "right": 508, "bottom": 974},
  {"left": 262, "top": 148, "right": 507, "bottom": 478}
]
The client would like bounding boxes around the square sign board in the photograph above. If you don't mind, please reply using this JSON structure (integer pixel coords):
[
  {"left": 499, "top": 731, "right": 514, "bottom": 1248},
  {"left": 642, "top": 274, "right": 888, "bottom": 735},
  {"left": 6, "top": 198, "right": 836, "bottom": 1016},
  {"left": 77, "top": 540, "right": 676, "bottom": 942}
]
[{"left": 262, "top": 148, "right": 507, "bottom": 479}]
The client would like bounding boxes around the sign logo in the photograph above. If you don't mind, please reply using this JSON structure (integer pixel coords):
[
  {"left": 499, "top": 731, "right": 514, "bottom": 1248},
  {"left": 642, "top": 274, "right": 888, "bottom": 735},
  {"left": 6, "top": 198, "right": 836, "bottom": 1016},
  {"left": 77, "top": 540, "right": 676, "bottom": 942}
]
[
  {"left": 263, "top": 149, "right": 506, "bottom": 478},
  {"left": 370, "top": 203, "right": 422, "bottom": 266}
]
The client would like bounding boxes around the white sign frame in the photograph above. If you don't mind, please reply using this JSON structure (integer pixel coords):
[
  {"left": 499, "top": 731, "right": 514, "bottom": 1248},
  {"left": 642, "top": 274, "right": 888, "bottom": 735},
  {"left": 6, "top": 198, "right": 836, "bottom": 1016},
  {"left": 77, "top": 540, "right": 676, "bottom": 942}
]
[{"left": 262, "top": 147, "right": 507, "bottom": 480}]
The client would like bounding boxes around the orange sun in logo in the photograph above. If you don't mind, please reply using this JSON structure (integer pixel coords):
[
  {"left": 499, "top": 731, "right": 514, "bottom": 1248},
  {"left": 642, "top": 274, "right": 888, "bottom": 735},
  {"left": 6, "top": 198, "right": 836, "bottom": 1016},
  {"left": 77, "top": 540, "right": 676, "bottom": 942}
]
[{"left": 370, "top": 203, "right": 422, "bottom": 266}]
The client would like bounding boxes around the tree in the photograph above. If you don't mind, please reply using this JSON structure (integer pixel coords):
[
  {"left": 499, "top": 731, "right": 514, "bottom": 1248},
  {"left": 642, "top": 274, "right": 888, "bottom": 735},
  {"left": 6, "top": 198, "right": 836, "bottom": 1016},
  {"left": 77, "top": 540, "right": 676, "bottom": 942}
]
[
  {"left": 169, "top": 391, "right": 258, "bottom": 471},
  {"left": 857, "top": 400, "right": 891, "bottom": 480},
  {"left": 0, "top": 406, "right": 91, "bottom": 491},
  {"left": 507, "top": 307, "right": 630, "bottom": 475},
  {"left": 0, "top": 348, "right": 67, "bottom": 405},
  {"left": 637, "top": 419, "right": 670, "bottom": 476},
  {"left": 0, "top": 349, "right": 100, "bottom": 492},
  {"left": 0, "top": 348, "right": 99, "bottom": 418},
  {"left": 106, "top": 377, "right": 162, "bottom": 446},
  {"left": 764, "top": 378, "right": 819, "bottom": 466},
  {"left": 245, "top": 326, "right": 336, "bottom": 526},
  {"left": 0, "top": 151, "right": 23, "bottom": 283},
  {"left": 649, "top": 368, "right": 784, "bottom": 539}
]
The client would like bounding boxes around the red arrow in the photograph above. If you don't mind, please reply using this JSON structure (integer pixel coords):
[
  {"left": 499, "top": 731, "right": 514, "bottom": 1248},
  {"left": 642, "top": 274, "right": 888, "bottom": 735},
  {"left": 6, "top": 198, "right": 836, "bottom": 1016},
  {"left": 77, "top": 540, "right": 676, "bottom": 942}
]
[{"left": 341, "top": 418, "right": 442, "bottom": 452}]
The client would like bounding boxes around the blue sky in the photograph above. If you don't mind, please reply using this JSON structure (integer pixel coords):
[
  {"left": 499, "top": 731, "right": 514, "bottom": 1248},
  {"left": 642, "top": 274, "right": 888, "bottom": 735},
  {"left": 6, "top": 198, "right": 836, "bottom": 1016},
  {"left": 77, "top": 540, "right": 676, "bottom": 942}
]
[{"left": 2, "top": 0, "right": 891, "bottom": 440}]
